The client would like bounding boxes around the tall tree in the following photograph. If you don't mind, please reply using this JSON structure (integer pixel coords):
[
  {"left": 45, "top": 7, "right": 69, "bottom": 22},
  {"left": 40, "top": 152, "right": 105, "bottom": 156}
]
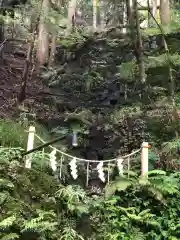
[
  {"left": 37, "top": 0, "right": 50, "bottom": 66},
  {"left": 160, "top": 0, "right": 171, "bottom": 26},
  {"left": 93, "top": 0, "right": 97, "bottom": 30},
  {"left": 148, "top": 0, "right": 158, "bottom": 27},
  {"left": 134, "top": 0, "right": 146, "bottom": 83},
  {"left": 67, "top": 0, "right": 77, "bottom": 33},
  {"left": 48, "top": 0, "right": 61, "bottom": 67},
  {"left": 126, "top": 0, "right": 132, "bottom": 22}
]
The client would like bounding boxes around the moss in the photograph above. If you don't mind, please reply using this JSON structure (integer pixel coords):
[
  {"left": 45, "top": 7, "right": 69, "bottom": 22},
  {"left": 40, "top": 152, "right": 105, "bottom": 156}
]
[
  {"left": 0, "top": 120, "right": 27, "bottom": 148},
  {"left": 0, "top": 162, "right": 59, "bottom": 218},
  {"left": 168, "top": 38, "right": 180, "bottom": 53},
  {"left": 57, "top": 33, "right": 85, "bottom": 48}
]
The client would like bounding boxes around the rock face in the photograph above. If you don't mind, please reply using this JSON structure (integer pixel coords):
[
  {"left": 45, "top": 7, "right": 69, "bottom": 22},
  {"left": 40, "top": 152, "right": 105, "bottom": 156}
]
[
  {"left": 40, "top": 30, "right": 180, "bottom": 160},
  {"left": 1, "top": 29, "right": 179, "bottom": 163},
  {"left": 39, "top": 31, "right": 150, "bottom": 160}
]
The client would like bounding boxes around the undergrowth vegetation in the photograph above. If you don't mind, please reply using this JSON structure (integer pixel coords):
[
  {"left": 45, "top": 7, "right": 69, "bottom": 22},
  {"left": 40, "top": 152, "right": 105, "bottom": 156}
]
[{"left": 0, "top": 147, "right": 180, "bottom": 240}]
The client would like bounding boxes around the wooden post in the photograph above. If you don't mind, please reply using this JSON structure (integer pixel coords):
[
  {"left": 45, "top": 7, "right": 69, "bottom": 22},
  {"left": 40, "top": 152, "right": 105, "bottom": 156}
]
[
  {"left": 141, "top": 142, "right": 149, "bottom": 176},
  {"left": 25, "top": 126, "right": 35, "bottom": 169}
]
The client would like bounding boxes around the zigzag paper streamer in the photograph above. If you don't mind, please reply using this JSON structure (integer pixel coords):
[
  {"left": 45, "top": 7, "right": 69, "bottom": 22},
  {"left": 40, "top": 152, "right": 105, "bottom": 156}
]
[
  {"left": 97, "top": 162, "right": 105, "bottom": 182},
  {"left": 117, "top": 158, "right": 124, "bottom": 175},
  {"left": 49, "top": 149, "right": 57, "bottom": 172},
  {"left": 69, "top": 157, "right": 78, "bottom": 179}
]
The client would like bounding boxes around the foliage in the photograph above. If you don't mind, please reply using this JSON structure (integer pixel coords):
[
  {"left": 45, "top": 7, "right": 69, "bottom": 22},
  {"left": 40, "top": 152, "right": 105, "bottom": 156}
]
[
  {"left": 0, "top": 149, "right": 86, "bottom": 240},
  {"left": 1, "top": 0, "right": 180, "bottom": 240},
  {"left": 0, "top": 148, "right": 180, "bottom": 240},
  {"left": 91, "top": 171, "right": 180, "bottom": 239}
]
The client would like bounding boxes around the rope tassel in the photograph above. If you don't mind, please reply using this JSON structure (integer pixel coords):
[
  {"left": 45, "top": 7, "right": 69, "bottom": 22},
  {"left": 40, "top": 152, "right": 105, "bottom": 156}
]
[
  {"left": 49, "top": 149, "right": 57, "bottom": 172},
  {"left": 69, "top": 157, "right": 78, "bottom": 179},
  {"left": 117, "top": 158, "right": 124, "bottom": 176},
  {"left": 97, "top": 162, "right": 105, "bottom": 182}
]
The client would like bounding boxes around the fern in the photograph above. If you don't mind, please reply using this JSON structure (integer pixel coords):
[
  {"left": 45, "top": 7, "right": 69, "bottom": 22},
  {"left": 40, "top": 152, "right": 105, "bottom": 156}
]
[
  {"left": 0, "top": 233, "right": 19, "bottom": 240},
  {"left": 128, "top": 228, "right": 146, "bottom": 240},
  {"left": 56, "top": 185, "right": 86, "bottom": 204},
  {"left": 0, "top": 216, "right": 16, "bottom": 230},
  {"left": 22, "top": 220, "right": 57, "bottom": 232},
  {"left": 0, "top": 192, "right": 10, "bottom": 205},
  {"left": 0, "top": 179, "right": 14, "bottom": 190},
  {"left": 60, "top": 227, "right": 84, "bottom": 240},
  {"left": 148, "top": 172, "right": 179, "bottom": 195},
  {"left": 148, "top": 170, "right": 167, "bottom": 175},
  {"left": 22, "top": 210, "right": 58, "bottom": 233},
  {"left": 104, "top": 175, "right": 136, "bottom": 198}
]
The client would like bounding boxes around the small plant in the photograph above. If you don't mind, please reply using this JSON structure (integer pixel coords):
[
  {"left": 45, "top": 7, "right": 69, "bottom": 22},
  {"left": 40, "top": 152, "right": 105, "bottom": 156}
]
[{"left": 0, "top": 120, "right": 26, "bottom": 148}]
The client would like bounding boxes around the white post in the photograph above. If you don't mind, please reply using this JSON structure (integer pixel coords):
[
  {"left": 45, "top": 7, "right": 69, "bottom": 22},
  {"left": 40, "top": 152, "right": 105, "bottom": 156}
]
[
  {"left": 25, "top": 126, "right": 35, "bottom": 169},
  {"left": 141, "top": 142, "right": 149, "bottom": 176}
]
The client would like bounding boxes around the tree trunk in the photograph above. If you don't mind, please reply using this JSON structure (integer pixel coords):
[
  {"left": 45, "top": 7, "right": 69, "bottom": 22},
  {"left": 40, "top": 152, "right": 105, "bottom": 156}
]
[
  {"left": 126, "top": 0, "right": 131, "bottom": 21},
  {"left": 67, "top": 0, "right": 77, "bottom": 33},
  {"left": 97, "top": 2, "right": 101, "bottom": 26},
  {"left": 148, "top": 0, "right": 158, "bottom": 27},
  {"left": 48, "top": 0, "right": 61, "bottom": 67},
  {"left": 48, "top": 34, "right": 56, "bottom": 67},
  {"left": 37, "top": 0, "right": 50, "bottom": 66},
  {"left": 160, "top": 0, "right": 171, "bottom": 26},
  {"left": 152, "top": 0, "right": 158, "bottom": 19},
  {"left": 134, "top": 0, "right": 146, "bottom": 83},
  {"left": 100, "top": 0, "right": 105, "bottom": 28},
  {"left": 126, "top": 0, "right": 134, "bottom": 33},
  {"left": 18, "top": 11, "right": 40, "bottom": 103},
  {"left": 93, "top": 0, "right": 97, "bottom": 30}
]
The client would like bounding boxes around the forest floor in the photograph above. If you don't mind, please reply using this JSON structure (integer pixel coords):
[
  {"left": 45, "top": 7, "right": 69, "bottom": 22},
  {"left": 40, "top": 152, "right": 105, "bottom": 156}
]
[{"left": 0, "top": 39, "right": 58, "bottom": 119}]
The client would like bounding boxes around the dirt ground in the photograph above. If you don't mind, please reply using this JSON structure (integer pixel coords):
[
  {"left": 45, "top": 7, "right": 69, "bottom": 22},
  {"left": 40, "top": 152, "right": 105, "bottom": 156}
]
[{"left": 0, "top": 40, "right": 58, "bottom": 119}]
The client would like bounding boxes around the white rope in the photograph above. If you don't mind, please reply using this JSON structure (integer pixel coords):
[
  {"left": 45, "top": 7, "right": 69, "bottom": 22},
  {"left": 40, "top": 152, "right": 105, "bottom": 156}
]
[{"left": 34, "top": 133, "right": 141, "bottom": 163}]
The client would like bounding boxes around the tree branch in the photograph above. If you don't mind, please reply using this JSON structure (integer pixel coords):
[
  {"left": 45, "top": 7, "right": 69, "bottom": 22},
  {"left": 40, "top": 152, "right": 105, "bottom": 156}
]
[{"left": 23, "top": 135, "right": 66, "bottom": 156}]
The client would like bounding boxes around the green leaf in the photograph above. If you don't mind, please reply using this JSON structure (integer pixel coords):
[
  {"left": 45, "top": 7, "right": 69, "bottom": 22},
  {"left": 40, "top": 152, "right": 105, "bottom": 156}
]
[{"left": 105, "top": 179, "right": 132, "bottom": 198}]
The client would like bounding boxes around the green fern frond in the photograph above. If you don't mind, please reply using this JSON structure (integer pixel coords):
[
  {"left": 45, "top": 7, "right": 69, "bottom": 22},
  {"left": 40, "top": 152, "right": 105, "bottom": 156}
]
[
  {"left": 0, "top": 233, "right": 19, "bottom": 240},
  {"left": 0, "top": 179, "right": 14, "bottom": 190},
  {"left": 104, "top": 178, "right": 132, "bottom": 198},
  {"left": 56, "top": 185, "right": 86, "bottom": 203},
  {"left": 117, "top": 60, "right": 136, "bottom": 80},
  {"left": 22, "top": 209, "right": 58, "bottom": 233},
  {"left": 22, "top": 220, "right": 57, "bottom": 233},
  {"left": 148, "top": 170, "right": 167, "bottom": 176},
  {"left": 36, "top": 210, "right": 56, "bottom": 219},
  {"left": 149, "top": 174, "right": 179, "bottom": 195},
  {"left": 162, "top": 139, "right": 180, "bottom": 154},
  {"left": 146, "top": 53, "right": 180, "bottom": 69},
  {"left": 138, "top": 209, "right": 151, "bottom": 217},
  {"left": 0, "top": 191, "right": 10, "bottom": 205},
  {"left": 148, "top": 185, "right": 166, "bottom": 202},
  {"left": 0, "top": 216, "right": 16, "bottom": 230},
  {"left": 60, "top": 227, "right": 84, "bottom": 240},
  {"left": 129, "top": 228, "right": 146, "bottom": 240}
]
